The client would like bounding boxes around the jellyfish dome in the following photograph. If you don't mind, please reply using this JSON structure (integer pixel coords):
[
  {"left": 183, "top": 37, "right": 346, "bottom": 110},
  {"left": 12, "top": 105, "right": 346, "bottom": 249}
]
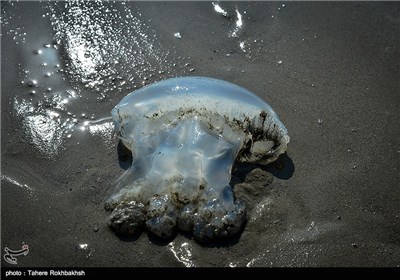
[{"left": 105, "top": 76, "right": 289, "bottom": 242}]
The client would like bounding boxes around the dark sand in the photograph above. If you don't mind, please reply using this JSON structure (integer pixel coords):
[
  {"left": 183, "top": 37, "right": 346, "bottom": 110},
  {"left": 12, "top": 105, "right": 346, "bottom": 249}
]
[{"left": 1, "top": 1, "right": 400, "bottom": 267}]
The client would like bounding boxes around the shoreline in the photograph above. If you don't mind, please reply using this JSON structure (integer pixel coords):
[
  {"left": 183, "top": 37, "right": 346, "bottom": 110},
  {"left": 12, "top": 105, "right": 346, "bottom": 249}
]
[{"left": 1, "top": 1, "right": 399, "bottom": 267}]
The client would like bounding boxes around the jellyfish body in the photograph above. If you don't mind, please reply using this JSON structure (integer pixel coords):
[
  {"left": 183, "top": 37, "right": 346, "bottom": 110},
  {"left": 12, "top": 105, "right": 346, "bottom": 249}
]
[{"left": 105, "top": 76, "right": 289, "bottom": 242}]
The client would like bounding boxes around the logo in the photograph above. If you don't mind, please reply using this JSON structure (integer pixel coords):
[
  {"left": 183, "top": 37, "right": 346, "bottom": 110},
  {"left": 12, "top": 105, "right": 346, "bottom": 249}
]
[{"left": 3, "top": 244, "right": 29, "bottom": 265}]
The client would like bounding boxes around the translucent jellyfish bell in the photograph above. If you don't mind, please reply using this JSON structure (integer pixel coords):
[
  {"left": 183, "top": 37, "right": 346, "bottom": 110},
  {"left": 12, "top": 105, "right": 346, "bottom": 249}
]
[{"left": 105, "top": 76, "right": 289, "bottom": 242}]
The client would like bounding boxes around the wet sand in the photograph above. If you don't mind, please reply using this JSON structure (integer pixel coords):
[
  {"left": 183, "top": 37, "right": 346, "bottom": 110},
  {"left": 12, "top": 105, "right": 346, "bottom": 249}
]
[{"left": 1, "top": 1, "right": 400, "bottom": 267}]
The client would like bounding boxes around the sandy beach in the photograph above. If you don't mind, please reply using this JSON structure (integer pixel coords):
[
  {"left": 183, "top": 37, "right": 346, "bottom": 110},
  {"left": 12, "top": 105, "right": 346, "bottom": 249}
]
[{"left": 1, "top": 1, "right": 399, "bottom": 267}]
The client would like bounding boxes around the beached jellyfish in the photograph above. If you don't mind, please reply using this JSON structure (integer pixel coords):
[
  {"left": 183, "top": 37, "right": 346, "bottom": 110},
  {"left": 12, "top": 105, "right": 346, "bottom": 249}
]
[{"left": 105, "top": 76, "right": 289, "bottom": 242}]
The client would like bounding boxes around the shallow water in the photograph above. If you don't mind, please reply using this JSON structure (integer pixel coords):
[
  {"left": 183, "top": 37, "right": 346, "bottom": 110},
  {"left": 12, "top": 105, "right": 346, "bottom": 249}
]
[
  {"left": 2, "top": 0, "right": 192, "bottom": 159},
  {"left": 2, "top": 1, "right": 400, "bottom": 267}
]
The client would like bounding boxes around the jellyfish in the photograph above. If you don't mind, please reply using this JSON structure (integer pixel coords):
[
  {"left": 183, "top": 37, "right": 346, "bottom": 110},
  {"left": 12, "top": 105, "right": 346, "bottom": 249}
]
[{"left": 105, "top": 76, "right": 289, "bottom": 242}]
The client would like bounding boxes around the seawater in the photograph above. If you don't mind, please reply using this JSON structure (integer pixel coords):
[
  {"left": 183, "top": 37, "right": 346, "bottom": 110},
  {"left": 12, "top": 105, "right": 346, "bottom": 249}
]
[{"left": 2, "top": 0, "right": 192, "bottom": 159}]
